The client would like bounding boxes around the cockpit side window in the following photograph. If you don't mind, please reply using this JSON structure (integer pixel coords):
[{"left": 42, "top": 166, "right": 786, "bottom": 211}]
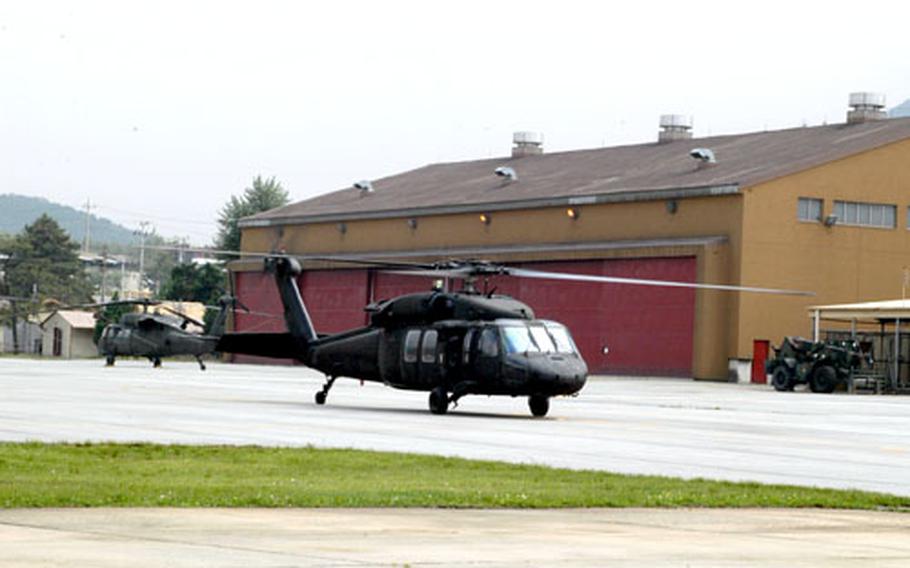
[
  {"left": 403, "top": 329, "right": 420, "bottom": 363},
  {"left": 479, "top": 328, "right": 499, "bottom": 357}
]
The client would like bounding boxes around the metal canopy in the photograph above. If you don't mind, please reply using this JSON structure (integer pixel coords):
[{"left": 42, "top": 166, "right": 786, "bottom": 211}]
[{"left": 808, "top": 299, "right": 910, "bottom": 324}]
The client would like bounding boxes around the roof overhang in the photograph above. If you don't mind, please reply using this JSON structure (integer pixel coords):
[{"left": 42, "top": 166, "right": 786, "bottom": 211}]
[
  {"left": 228, "top": 235, "right": 727, "bottom": 272},
  {"left": 238, "top": 183, "right": 740, "bottom": 228},
  {"left": 808, "top": 299, "right": 910, "bottom": 322}
]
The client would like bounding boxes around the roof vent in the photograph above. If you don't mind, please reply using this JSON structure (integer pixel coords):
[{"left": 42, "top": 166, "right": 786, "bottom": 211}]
[
  {"left": 494, "top": 166, "right": 517, "bottom": 182},
  {"left": 353, "top": 180, "right": 373, "bottom": 194},
  {"left": 512, "top": 131, "right": 543, "bottom": 158},
  {"left": 658, "top": 114, "right": 693, "bottom": 143},
  {"left": 689, "top": 148, "right": 716, "bottom": 169},
  {"left": 847, "top": 92, "right": 887, "bottom": 124}
]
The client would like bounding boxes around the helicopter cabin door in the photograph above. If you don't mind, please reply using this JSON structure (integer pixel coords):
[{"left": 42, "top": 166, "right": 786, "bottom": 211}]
[{"left": 401, "top": 328, "right": 443, "bottom": 387}]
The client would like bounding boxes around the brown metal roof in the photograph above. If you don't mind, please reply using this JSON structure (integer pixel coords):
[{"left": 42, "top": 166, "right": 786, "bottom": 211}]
[{"left": 244, "top": 118, "right": 910, "bottom": 226}]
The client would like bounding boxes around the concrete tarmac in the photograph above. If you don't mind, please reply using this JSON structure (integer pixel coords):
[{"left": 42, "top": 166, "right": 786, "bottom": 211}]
[
  {"left": 1, "top": 358, "right": 908, "bottom": 495},
  {"left": 1, "top": 507, "right": 909, "bottom": 567}
]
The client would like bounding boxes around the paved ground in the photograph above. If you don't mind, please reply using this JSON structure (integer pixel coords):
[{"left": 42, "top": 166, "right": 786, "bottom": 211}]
[
  {"left": 1, "top": 358, "right": 909, "bottom": 495},
  {"left": 1, "top": 507, "right": 909, "bottom": 567}
]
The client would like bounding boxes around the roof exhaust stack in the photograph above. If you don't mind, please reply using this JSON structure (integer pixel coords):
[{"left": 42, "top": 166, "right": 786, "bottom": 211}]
[
  {"left": 658, "top": 114, "right": 693, "bottom": 143},
  {"left": 847, "top": 92, "right": 887, "bottom": 124},
  {"left": 512, "top": 131, "right": 543, "bottom": 158}
]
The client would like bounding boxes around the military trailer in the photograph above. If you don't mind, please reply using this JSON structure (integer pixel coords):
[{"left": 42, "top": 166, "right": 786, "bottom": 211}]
[{"left": 765, "top": 336, "right": 870, "bottom": 393}]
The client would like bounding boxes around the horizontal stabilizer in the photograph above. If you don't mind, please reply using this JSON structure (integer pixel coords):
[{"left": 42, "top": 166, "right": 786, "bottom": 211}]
[{"left": 216, "top": 332, "right": 304, "bottom": 360}]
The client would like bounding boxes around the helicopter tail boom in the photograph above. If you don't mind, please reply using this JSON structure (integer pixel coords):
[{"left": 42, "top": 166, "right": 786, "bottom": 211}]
[
  {"left": 216, "top": 332, "right": 304, "bottom": 361},
  {"left": 266, "top": 257, "right": 318, "bottom": 344}
]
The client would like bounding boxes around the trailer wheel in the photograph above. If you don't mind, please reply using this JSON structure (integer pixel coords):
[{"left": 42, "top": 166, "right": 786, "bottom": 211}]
[
  {"left": 771, "top": 367, "right": 795, "bottom": 392},
  {"left": 810, "top": 365, "right": 838, "bottom": 394}
]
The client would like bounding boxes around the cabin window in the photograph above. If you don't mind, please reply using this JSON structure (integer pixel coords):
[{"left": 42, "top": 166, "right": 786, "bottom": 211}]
[
  {"left": 403, "top": 330, "right": 420, "bottom": 363},
  {"left": 833, "top": 200, "right": 896, "bottom": 229},
  {"left": 462, "top": 330, "right": 474, "bottom": 364},
  {"left": 797, "top": 197, "right": 822, "bottom": 222},
  {"left": 421, "top": 330, "right": 438, "bottom": 363},
  {"left": 479, "top": 328, "right": 499, "bottom": 357}
]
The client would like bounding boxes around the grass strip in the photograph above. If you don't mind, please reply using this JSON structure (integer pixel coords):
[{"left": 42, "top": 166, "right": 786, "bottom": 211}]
[{"left": 0, "top": 442, "right": 907, "bottom": 509}]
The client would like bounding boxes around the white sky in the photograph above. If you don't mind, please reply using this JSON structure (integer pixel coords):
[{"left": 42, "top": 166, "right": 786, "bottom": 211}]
[{"left": 1, "top": 0, "right": 908, "bottom": 244}]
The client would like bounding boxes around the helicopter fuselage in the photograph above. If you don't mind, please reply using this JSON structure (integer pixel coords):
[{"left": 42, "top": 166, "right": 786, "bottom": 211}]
[{"left": 304, "top": 317, "right": 588, "bottom": 398}]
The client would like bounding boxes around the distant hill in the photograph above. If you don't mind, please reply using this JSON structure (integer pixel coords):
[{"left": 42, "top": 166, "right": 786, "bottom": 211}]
[
  {"left": 0, "top": 194, "right": 137, "bottom": 246},
  {"left": 889, "top": 99, "right": 910, "bottom": 118}
]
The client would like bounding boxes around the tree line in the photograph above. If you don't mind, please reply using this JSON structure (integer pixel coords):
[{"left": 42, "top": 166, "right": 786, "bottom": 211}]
[{"left": 0, "top": 176, "right": 289, "bottom": 352}]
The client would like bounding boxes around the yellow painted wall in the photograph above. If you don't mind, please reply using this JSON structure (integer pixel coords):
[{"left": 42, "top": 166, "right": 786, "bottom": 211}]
[
  {"left": 739, "top": 138, "right": 910, "bottom": 358},
  {"left": 242, "top": 194, "right": 745, "bottom": 379}
]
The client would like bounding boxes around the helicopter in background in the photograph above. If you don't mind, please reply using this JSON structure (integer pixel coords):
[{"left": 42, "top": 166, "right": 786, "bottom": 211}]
[
  {"left": 216, "top": 253, "right": 813, "bottom": 417},
  {"left": 82, "top": 297, "right": 248, "bottom": 370}
]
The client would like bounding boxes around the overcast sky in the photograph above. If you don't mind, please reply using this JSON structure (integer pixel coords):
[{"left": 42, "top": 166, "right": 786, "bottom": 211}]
[{"left": 1, "top": 1, "right": 908, "bottom": 245}]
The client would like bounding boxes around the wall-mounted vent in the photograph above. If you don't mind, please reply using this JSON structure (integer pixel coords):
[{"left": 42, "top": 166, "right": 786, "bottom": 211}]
[
  {"left": 512, "top": 131, "right": 543, "bottom": 158},
  {"left": 353, "top": 180, "right": 373, "bottom": 194},
  {"left": 689, "top": 148, "right": 716, "bottom": 169},
  {"left": 658, "top": 114, "right": 693, "bottom": 143},
  {"left": 494, "top": 166, "right": 517, "bottom": 182},
  {"left": 847, "top": 92, "right": 887, "bottom": 124}
]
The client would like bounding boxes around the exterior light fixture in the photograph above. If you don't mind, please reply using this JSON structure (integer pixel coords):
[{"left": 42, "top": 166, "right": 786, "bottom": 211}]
[
  {"left": 479, "top": 213, "right": 491, "bottom": 225},
  {"left": 566, "top": 207, "right": 579, "bottom": 220},
  {"left": 666, "top": 200, "right": 678, "bottom": 214},
  {"left": 407, "top": 218, "right": 418, "bottom": 230},
  {"left": 337, "top": 222, "right": 347, "bottom": 234}
]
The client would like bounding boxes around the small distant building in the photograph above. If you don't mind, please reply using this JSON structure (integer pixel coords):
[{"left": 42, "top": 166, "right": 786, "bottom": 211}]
[
  {"left": 0, "top": 316, "right": 43, "bottom": 354},
  {"left": 41, "top": 310, "right": 97, "bottom": 358}
]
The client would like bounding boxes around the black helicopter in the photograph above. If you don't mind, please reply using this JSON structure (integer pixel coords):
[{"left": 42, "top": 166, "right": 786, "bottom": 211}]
[
  {"left": 86, "top": 297, "right": 246, "bottom": 369},
  {"left": 217, "top": 254, "right": 812, "bottom": 417}
]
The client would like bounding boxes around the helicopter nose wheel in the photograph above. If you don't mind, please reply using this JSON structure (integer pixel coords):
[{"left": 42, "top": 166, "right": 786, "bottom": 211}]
[
  {"left": 429, "top": 387, "right": 449, "bottom": 415},
  {"left": 528, "top": 395, "right": 549, "bottom": 417},
  {"left": 105, "top": 355, "right": 115, "bottom": 367},
  {"left": 315, "top": 376, "right": 337, "bottom": 405}
]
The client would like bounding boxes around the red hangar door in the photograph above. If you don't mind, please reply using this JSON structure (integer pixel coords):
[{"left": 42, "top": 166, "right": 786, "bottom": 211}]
[{"left": 233, "top": 256, "right": 697, "bottom": 376}]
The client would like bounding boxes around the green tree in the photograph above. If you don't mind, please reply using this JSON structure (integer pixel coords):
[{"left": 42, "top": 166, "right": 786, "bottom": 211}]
[
  {"left": 215, "top": 175, "right": 289, "bottom": 254},
  {"left": 1, "top": 215, "right": 92, "bottom": 352},
  {"left": 161, "top": 263, "right": 226, "bottom": 332},
  {"left": 161, "top": 263, "right": 225, "bottom": 306},
  {"left": 4, "top": 214, "right": 92, "bottom": 305}
]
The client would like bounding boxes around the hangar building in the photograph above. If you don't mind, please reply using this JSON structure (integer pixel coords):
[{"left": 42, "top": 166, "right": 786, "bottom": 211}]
[{"left": 234, "top": 101, "right": 910, "bottom": 381}]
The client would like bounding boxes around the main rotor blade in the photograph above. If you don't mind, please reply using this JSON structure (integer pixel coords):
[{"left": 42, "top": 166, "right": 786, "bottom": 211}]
[
  {"left": 139, "top": 245, "right": 434, "bottom": 271},
  {"left": 158, "top": 305, "right": 206, "bottom": 328},
  {"left": 506, "top": 268, "right": 815, "bottom": 296}
]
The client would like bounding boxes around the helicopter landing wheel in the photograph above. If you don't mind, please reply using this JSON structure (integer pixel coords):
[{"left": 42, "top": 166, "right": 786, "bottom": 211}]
[
  {"left": 152, "top": 357, "right": 162, "bottom": 368},
  {"left": 528, "top": 395, "right": 549, "bottom": 417},
  {"left": 105, "top": 355, "right": 115, "bottom": 367},
  {"left": 429, "top": 387, "right": 448, "bottom": 415},
  {"left": 315, "top": 391, "right": 327, "bottom": 405}
]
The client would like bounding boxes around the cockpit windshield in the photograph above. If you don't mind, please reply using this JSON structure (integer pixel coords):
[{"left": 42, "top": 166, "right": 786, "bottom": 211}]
[
  {"left": 503, "top": 326, "right": 536, "bottom": 354},
  {"left": 545, "top": 323, "right": 578, "bottom": 354},
  {"left": 501, "top": 322, "right": 578, "bottom": 354}
]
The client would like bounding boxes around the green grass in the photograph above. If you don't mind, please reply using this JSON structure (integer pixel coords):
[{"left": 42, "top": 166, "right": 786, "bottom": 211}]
[{"left": 0, "top": 442, "right": 907, "bottom": 510}]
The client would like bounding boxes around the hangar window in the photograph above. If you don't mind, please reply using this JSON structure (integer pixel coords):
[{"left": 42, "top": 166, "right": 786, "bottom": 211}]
[
  {"left": 797, "top": 197, "right": 822, "bottom": 222},
  {"left": 833, "top": 201, "right": 895, "bottom": 229}
]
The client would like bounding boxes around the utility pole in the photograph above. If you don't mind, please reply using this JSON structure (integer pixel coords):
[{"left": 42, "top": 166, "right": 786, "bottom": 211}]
[
  {"left": 82, "top": 199, "right": 95, "bottom": 253},
  {"left": 100, "top": 245, "right": 109, "bottom": 303},
  {"left": 135, "top": 221, "right": 153, "bottom": 293}
]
